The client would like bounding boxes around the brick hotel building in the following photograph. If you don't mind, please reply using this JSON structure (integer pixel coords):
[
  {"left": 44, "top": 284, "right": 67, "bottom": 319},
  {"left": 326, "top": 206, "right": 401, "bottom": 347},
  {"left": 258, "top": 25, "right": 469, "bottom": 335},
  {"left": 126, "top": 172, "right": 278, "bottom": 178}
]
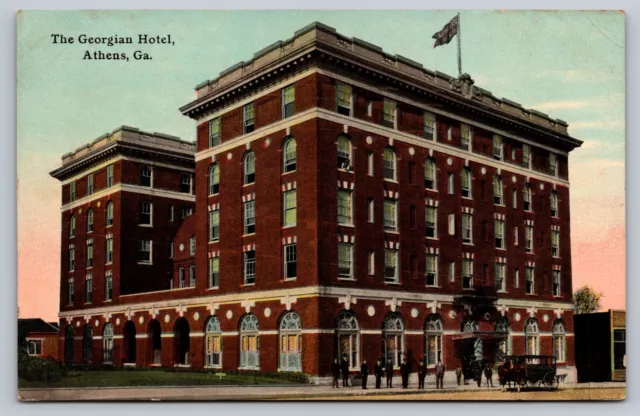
[{"left": 52, "top": 22, "right": 582, "bottom": 383}]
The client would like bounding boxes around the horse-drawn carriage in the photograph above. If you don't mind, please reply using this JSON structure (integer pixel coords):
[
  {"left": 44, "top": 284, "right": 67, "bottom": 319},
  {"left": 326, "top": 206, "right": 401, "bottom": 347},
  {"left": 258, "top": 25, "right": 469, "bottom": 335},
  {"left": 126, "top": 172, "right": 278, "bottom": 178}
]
[{"left": 498, "top": 355, "right": 559, "bottom": 391}]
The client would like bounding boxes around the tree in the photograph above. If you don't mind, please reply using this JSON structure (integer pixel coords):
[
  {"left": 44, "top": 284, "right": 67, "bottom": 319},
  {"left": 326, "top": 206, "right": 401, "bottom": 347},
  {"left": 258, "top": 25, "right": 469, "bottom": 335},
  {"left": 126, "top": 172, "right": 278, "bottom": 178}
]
[{"left": 573, "top": 285, "right": 603, "bottom": 314}]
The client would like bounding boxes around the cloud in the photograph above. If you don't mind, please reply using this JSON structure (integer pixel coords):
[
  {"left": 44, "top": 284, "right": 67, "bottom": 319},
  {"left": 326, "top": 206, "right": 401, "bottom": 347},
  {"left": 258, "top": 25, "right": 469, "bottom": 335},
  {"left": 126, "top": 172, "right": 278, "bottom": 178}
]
[
  {"left": 530, "top": 92, "right": 624, "bottom": 112},
  {"left": 569, "top": 119, "right": 625, "bottom": 132}
]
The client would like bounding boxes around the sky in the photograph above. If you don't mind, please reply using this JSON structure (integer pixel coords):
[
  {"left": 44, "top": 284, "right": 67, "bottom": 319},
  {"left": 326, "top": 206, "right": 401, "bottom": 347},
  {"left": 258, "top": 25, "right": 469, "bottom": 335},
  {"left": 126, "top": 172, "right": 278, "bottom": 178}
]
[{"left": 16, "top": 10, "right": 625, "bottom": 321}]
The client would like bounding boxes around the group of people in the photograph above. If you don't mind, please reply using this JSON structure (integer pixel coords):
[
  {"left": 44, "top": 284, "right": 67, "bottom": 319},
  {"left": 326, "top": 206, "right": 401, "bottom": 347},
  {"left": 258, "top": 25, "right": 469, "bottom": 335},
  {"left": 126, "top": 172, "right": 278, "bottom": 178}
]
[{"left": 330, "top": 355, "right": 446, "bottom": 390}]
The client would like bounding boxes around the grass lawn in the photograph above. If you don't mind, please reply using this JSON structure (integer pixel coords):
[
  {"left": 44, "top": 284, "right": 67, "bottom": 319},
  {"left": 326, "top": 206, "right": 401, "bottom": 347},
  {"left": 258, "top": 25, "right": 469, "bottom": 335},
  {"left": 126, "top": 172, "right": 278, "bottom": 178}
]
[{"left": 19, "top": 369, "right": 308, "bottom": 389}]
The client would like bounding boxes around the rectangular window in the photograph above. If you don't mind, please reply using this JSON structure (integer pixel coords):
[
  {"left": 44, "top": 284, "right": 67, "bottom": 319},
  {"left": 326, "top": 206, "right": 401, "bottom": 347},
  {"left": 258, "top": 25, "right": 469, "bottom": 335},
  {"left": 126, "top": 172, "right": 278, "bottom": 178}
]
[
  {"left": 169, "top": 205, "right": 175, "bottom": 222},
  {"left": 425, "top": 253, "right": 438, "bottom": 286},
  {"left": 447, "top": 125, "right": 453, "bottom": 141},
  {"left": 105, "top": 237, "right": 113, "bottom": 264},
  {"left": 337, "top": 190, "right": 353, "bottom": 225},
  {"left": 366, "top": 99, "right": 373, "bottom": 117},
  {"left": 170, "top": 242, "right": 174, "bottom": 258},
  {"left": 284, "top": 243, "right": 297, "bottom": 280},
  {"left": 525, "top": 225, "right": 534, "bottom": 253},
  {"left": 283, "top": 190, "right": 297, "bottom": 227},
  {"left": 181, "top": 206, "right": 193, "bottom": 219},
  {"left": 550, "top": 192, "right": 558, "bottom": 217},
  {"left": 448, "top": 172, "right": 454, "bottom": 195},
  {"left": 522, "top": 144, "right": 531, "bottom": 169},
  {"left": 425, "top": 160, "right": 436, "bottom": 190},
  {"left": 180, "top": 173, "right": 192, "bottom": 194},
  {"left": 551, "top": 230, "right": 560, "bottom": 257},
  {"left": 367, "top": 251, "right": 375, "bottom": 276},
  {"left": 492, "top": 135, "right": 503, "bottom": 160},
  {"left": 613, "top": 330, "right": 626, "bottom": 370},
  {"left": 426, "top": 206, "right": 437, "bottom": 239},
  {"left": 493, "top": 176, "right": 503, "bottom": 205},
  {"left": 552, "top": 270, "right": 561, "bottom": 296},
  {"left": 495, "top": 220, "right": 505, "bottom": 249},
  {"left": 514, "top": 268, "right": 520, "bottom": 289},
  {"left": 189, "top": 265, "right": 196, "bottom": 287},
  {"left": 462, "top": 259, "right": 473, "bottom": 289},
  {"left": 383, "top": 98, "right": 396, "bottom": 129},
  {"left": 461, "top": 169, "right": 471, "bottom": 198},
  {"left": 513, "top": 226, "right": 519, "bottom": 246},
  {"left": 27, "top": 340, "right": 43, "bottom": 356},
  {"left": 87, "top": 174, "right": 94, "bottom": 195},
  {"left": 209, "top": 210, "right": 219, "bottom": 242},
  {"left": 448, "top": 214, "right": 456, "bottom": 236},
  {"left": 336, "top": 84, "right": 352, "bottom": 116},
  {"left": 139, "top": 201, "right": 152, "bottom": 225},
  {"left": 85, "top": 274, "right": 92, "bottom": 303},
  {"left": 140, "top": 165, "right": 152, "bottom": 187},
  {"left": 424, "top": 111, "right": 436, "bottom": 139},
  {"left": 524, "top": 184, "right": 532, "bottom": 211},
  {"left": 449, "top": 261, "right": 455, "bottom": 282},
  {"left": 189, "top": 236, "right": 196, "bottom": 256},
  {"left": 244, "top": 200, "right": 256, "bottom": 234},
  {"left": 282, "top": 85, "right": 295, "bottom": 119},
  {"left": 105, "top": 271, "right": 112, "bottom": 301},
  {"left": 461, "top": 123, "right": 471, "bottom": 150},
  {"left": 526, "top": 267, "right": 535, "bottom": 294},
  {"left": 383, "top": 199, "right": 397, "bottom": 232},
  {"left": 367, "top": 152, "right": 374, "bottom": 176},
  {"left": 512, "top": 188, "right": 518, "bottom": 209},
  {"left": 549, "top": 153, "right": 558, "bottom": 176},
  {"left": 67, "top": 278, "right": 74, "bottom": 305},
  {"left": 179, "top": 267, "right": 185, "bottom": 288},
  {"left": 69, "top": 181, "right": 76, "bottom": 202},
  {"left": 139, "top": 240, "right": 152, "bottom": 264},
  {"left": 209, "top": 257, "right": 219, "bottom": 288},
  {"left": 69, "top": 245, "right": 75, "bottom": 271},
  {"left": 86, "top": 239, "right": 93, "bottom": 268},
  {"left": 384, "top": 249, "right": 398, "bottom": 283},
  {"left": 244, "top": 250, "right": 256, "bottom": 284},
  {"left": 462, "top": 213, "right": 472, "bottom": 244},
  {"left": 106, "top": 164, "right": 114, "bottom": 187},
  {"left": 209, "top": 118, "right": 221, "bottom": 147},
  {"left": 338, "top": 243, "right": 353, "bottom": 279},
  {"left": 243, "top": 103, "right": 255, "bottom": 134},
  {"left": 495, "top": 262, "right": 506, "bottom": 292},
  {"left": 367, "top": 198, "right": 374, "bottom": 223},
  {"left": 553, "top": 335, "right": 566, "bottom": 363}
]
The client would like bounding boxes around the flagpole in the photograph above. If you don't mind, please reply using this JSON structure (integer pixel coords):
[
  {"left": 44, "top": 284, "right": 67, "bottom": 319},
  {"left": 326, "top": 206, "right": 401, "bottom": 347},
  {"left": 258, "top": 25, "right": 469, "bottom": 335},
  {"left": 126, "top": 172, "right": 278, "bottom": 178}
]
[{"left": 457, "top": 12, "right": 462, "bottom": 77}]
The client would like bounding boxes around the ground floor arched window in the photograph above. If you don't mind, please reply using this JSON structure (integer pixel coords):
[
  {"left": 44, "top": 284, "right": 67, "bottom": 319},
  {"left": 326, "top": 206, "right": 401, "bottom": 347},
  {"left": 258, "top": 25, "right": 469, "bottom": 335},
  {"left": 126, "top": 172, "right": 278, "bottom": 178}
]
[
  {"left": 123, "top": 321, "right": 137, "bottom": 364},
  {"left": 279, "top": 311, "right": 302, "bottom": 372},
  {"left": 425, "top": 314, "right": 443, "bottom": 366},
  {"left": 239, "top": 314, "right": 259, "bottom": 370},
  {"left": 174, "top": 317, "right": 190, "bottom": 365},
  {"left": 205, "top": 316, "right": 222, "bottom": 368},
  {"left": 64, "top": 325, "right": 74, "bottom": 365},
  {"left": 525, "top": 318, "right": 540, "bottom": 356},
  {"left": 102, "top": 323, "right": 113, "bottom": 364},
  {"left": 82, "top": 325, "right": 93, "bottom": 364},
  {"left": 552, "top": 319, "right": 566, "bottom": 363},
  {"left": 148, "top": 319, "right": 162, "bottom": 365},
  {"left": 382, "top": 313, "right": 404, "bottom": 368},
  {"left": 335, "top": 310, "right": 359, "bottom": 370}
]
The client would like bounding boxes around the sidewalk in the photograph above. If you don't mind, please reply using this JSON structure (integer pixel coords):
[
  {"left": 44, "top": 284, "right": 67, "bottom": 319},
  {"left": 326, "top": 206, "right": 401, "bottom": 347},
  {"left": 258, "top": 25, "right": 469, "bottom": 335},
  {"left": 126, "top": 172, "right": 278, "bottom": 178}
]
[{"left": 18, "top": 381, "right": 626, "bottom": 402}]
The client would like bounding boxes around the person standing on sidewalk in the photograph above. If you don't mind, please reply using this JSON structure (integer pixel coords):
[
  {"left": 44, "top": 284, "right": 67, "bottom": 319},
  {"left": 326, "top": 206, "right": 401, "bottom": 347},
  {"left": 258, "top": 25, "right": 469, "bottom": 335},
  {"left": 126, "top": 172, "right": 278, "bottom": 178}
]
[
  {"left": 341, "top": 355, "right": 350, "bottom": 387},
  {"left": 374, "top": 359, "right": 383, "bottom": 389},
  {"left": 455, "top": 366, "right": 462, "bottom": 386},
  {"left": 400, "top": 358, "right": 410, "bottom": 389},
  {"left": 435, "top": 359, "right": 445, "bottom": 389},
  {"left": 331, "top": 358, "right": 340, "bottom": 388},
  {"left": 360, "top": 360, "right": 369, "bottom": 390},
  {"left": 417, "top": 358, "right": 427, "bottom": 390},
  {"left": 385, "top": 359, "right": 394, "bottom": 388},
  {"left": 484, "top": 364, "right": 494, "bottom": 387}
]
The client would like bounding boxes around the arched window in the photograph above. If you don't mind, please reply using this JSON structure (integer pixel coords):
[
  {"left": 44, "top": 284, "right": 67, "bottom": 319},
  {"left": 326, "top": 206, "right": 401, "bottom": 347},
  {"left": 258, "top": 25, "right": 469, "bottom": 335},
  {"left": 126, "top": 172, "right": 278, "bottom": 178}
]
[
  {"left": 283, "top": 137, "right": 297, "bottom": 173},
  {"left": 383, "top": 147, "right": 397, "bottom": 181},
  {"left": 525, "top": 318, "right": 540, "bottom": 355},
  {"left": 69, "top": 215, "right": 76, "bottom": 237},
  {"left": 335, "top": 310, "right": 359, "bottom": 369},
  {"left": 552, "top": 319, "right": 566, "bottom": 362},
  {"left": 425, "top": 158, "right": 437, "bottom": 190},
  {"left": 82, "top": 325, "right": 93, "bottom": 364},
  {"left": 64, "top": 325, "right": 74, "bottom": 365},
  {"left": 106, "top": 202, "right": 114, "bottom": 227},
  {"left": 209, "top": 164, "right": 220, "bottom": 195},
  {"left": 425, "top": 314, "right": 443, "bottom": 366},
  {"left": 279, "top": 311, "right": 302, "bottom": 372},
  {"left": 382, "top": 313, "right": 404, "bottom": 368},
  {"left": 86, "top": 209, "right": 94, "bottom": 233},
  {"left": 337, "top": 136, "right": 352, "bottom": 170},
  {"left": 495, "top": 317, "right": 511, "bottom": 358},
  {"left": 102, "top": 323, "right": 113, "bottom": 364},
  {"left": 239, "top": 314, "right": 259, "bottom": 369},
  {"left": 244, "top": 151, "right": 255, "bottom": 185},
  {"left": 205, "top": 316, "right": 222, "bottom": 368}
]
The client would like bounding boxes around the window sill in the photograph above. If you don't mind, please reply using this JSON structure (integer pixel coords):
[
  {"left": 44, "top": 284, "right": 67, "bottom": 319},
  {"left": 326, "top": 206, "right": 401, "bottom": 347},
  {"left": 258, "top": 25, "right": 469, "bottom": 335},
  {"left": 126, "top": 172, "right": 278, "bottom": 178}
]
[
  {"left": 87, "top": 231, "right": 93, "bottom": 234},
  {"left": 496, "top": 290, "right": 508, "bottom": 294},
  {"left": 106, "top": 225, "right": 113, "bottom": 228},
  {"left": 69, "top": 235, "right": 75, "bottom": 239},
  {"left": 337, "top": 168, "right": 354, "bottom": 174},
  {"left": 137, "top": 262, "right": 153, "bottom": 266},
  {"left": 462, "top": 242, "right": 474, "bottom": 246},
  {"left": 208, "top": 193, "right": 220, "bottom": 197},
  {"left": 426, "top": 285, "right": 441, "bottom": 289},
  {"left": 86, "top": 266, "right": 93, "bottom": 270},
  {"left": 242, "top": 183, "right": 255, "bottom": 188},
  {"left": 462, "top": 196, "right": 473, "bottom": 201},
  {"left": 242, "top": 233, "right": 256, "bottom": 238},
  {"left": 85, "top": 302, "right": 92, "bottom": 305},
  {"left": 208, "top": 287, "right": 219, "bottom": 291},
  {"left": 283, "top": 278, "right": 297, "bottom": 282},
  {"left": 426, "top": 237, "right": 439, "bottom": 241},
  {"left": 385, "top": 281, "right": 402, "bottom": 286},
  {"left": 425, "top": 188, "right": 438, "bottom": 193},
  {"left": 104, "top": 300, "right": 112, "bottom": 303},
  {"left": 462, "top": 287, "right": 474, "bottom": 291},
  {"left": 553, "top": 295, "right": 563, "bottom": 299},
  {"left": 383, "top": 179, "right": 399, "bottom": 184},
  {"left": 105, "top": 262, "right": 113, "bottom": 266},
  {"left": 282, "top": 224, "right": 297, "bottom": 229},
  {"left": 282, "top": 170, "right": 297, "bottom": 176},
  {"left": 384, "top": 230, "right": 399, "bottom": 235},
  {"left": 243, "top": 283, "right": 256, "bottom": 287},
  {"left": 337, "top": 277, "right": 356, "bottom": 281},
  {"left": 494, "top": 203, "right": 506, "bottom": 208},
  {"left": 174, "top": 364, "right": 192, "bottom": 368},
  {"left": 495, "top": 247, "right": 507, "bottom": 251},
  {"left": 525, "top": 251, "right": 535, "bottom": 255},
  {"left": 338, "top": 223, "right": 355, "bottom": 228},
  {"left": 526, "top": 293, "right": 538, "bottom": 296},
  {"left": 209, "top": 240, "right": 219, "bottom": 244},
  {"left": 123, "top": 363, "right": 137, "bottom": 367},
  {"left": 552, "top": 256, "right": 561, "bottom": 259}
]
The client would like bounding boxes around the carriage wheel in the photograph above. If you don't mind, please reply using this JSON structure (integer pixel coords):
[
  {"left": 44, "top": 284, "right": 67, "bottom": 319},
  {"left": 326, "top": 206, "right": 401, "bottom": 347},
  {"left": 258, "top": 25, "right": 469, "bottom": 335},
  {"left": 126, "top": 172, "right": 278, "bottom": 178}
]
[{"left": 543, "top": 373, "right": 558, "bottom": 390}]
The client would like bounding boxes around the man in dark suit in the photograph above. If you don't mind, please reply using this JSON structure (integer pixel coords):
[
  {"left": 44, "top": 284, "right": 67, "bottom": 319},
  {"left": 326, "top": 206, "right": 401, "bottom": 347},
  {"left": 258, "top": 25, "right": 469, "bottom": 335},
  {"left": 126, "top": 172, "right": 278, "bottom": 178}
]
[
  {"left": 484, "top": 363, "right": 494, "bottom": 387},
  {"left": 417, "top": 358, "right": 427, "bottom": 390},
  {"left": 331, "top": 358, "right": 340, "bottom": 388},
  {"left": 374, "top": 359, "right": 383, "bottom": 389},
  {"left": 435, "top": 359, "right": 445, "bottom": 389},
  {"left": 360, "top": 360, "right": 369, "bottom": 389},
  {"left": 385, "top": 359, "right": 394, "bottom": 388},
  {"left": 400, "top": 358, "right": 410, "bottom": 389},
  {"left": 341, "top": 355, "right": 350, "bottom": 387}
]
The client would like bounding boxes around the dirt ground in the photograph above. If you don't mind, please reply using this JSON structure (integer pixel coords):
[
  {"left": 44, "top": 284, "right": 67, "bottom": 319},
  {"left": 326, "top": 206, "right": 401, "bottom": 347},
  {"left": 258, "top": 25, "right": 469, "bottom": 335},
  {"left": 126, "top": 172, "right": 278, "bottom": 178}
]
[{"left": 305, "top": 388, "right": 626, "bottom": 401}]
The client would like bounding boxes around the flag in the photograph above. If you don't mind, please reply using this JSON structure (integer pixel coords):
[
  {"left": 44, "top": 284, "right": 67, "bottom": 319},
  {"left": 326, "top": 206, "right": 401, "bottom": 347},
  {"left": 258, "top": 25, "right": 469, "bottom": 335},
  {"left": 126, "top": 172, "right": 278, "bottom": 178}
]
[{"left": 432, "top": 15, "right": 459, "bottom": 48}]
